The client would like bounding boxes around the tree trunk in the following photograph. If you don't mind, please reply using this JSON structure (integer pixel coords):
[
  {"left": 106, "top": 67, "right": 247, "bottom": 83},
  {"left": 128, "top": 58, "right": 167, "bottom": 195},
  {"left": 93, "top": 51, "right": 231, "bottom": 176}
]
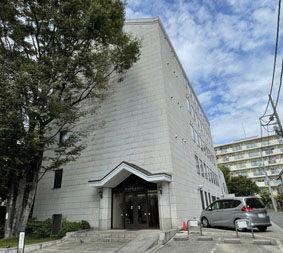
[
  {"left": 11, "top": 177, "right": 26, "bottom": 237},
  {"left": 17, "top": 179, "right": 38, "bottom": 233},
  {"left": 4, "top": 182, "right": 15, "bottom": 239}
]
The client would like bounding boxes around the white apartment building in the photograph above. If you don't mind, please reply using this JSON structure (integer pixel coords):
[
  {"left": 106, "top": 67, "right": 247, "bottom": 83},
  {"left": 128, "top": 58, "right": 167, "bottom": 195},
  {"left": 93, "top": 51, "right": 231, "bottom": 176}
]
[
  {"left": 33, "top": 17, "right": 226, "bottom": 232},
  {"left": 215, "top": 135, "right": 283, "bottom": 195}
]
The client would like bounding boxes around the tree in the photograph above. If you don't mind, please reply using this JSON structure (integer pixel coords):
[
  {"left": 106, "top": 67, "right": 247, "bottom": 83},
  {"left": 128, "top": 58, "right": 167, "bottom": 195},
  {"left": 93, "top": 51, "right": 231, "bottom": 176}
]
[
  {"left": 0, "top": 0, "right": 140, "bottom": 238},
  {"left": 259, "top": 189, "right": 271, "bottom": 205},
  {"left": 218, "top": 165, "right": 231, "bottom": 186},
  {"left": 228, "top": 176, "right": 259, "bottom": 196}
]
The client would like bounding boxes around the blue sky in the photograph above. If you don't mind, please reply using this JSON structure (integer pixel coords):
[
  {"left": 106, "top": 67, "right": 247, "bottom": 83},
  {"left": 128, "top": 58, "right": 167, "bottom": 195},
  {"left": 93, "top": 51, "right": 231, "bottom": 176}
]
[{"left": 125, "top": 0, "right": 283, "bottom": 145}]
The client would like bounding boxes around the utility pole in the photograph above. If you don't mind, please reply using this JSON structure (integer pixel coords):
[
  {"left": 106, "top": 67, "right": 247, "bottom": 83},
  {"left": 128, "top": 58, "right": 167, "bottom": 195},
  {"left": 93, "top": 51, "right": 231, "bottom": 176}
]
[
  {"left": 269, "top": 95, "right": 283, "bottom": 137},
  {"left": 260, "top": 155, "right": 278, "bottom": 212}
]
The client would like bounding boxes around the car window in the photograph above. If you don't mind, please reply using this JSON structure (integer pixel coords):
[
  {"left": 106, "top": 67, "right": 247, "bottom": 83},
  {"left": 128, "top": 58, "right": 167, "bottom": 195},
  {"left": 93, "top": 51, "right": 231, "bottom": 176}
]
[
  {"left": 222, "top": 200, "right": 232, "bottom": 209},
  {"left": 232, "top": 200, "right": 241, "bottom": 208},
  {"left": 211, "top": 201, "right": 220, "bottom": 210},
  {"left": 245, "top": 198, "right": 264, "bottom": 208}
]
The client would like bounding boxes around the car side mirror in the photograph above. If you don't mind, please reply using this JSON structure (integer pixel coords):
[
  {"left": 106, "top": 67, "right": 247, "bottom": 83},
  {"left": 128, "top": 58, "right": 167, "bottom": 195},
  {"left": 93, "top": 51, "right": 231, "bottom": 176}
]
[{"left": 207, "top": 206, "right": 212, "bottom": 211}]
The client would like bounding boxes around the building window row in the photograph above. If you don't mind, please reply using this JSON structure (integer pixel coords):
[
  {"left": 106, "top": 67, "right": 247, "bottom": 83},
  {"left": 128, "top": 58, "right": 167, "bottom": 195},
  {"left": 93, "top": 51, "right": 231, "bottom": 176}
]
[
  {"left": 191, "top": 124, "right": 216, "bottom": 164},
  {"left": 186, "top": 95, "right": 212, "bottom": 146},
  {"left": 195, "top": 155, "right": 219, "bottom": 186}
]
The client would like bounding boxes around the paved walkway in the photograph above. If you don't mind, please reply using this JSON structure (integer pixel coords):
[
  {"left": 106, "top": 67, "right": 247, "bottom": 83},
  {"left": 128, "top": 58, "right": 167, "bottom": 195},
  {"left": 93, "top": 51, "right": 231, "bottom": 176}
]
[{"left": 156, "top": 226, "right": 283, "bottom": 253}]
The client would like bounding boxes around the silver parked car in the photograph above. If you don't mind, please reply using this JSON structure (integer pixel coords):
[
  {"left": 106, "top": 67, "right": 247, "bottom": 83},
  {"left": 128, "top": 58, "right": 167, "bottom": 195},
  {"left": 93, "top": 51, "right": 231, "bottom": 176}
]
[{"left": 200, "top": 197, "right": 271, "bottom": 231}]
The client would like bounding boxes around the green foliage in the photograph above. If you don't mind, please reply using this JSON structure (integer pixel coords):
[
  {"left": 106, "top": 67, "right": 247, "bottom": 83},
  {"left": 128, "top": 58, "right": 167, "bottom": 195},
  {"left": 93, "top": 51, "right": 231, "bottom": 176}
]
[
  {"left": 228, "top": 175, "right": 259, "bottom": 196},
  {"left": 26, "top": 218, "right": 90, "bottom": 239},
  {"left": 26, "top": 218, "right": 53, "bottom": 238},
  {"left": 218, "top": 165, "right": 230, "bottom": 185},
  {"left": 0, "top": 0, "right": 140, "bottom": 236},
  {"left": 259, "top": 189, "right": 271, "bottom": 205}
]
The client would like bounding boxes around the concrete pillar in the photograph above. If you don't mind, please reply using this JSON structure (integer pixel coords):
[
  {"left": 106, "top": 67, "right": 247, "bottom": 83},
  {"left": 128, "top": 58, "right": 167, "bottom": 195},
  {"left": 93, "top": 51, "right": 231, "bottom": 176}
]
[
  {"left": 158, "top": 182, "right": 172, "bottom": 231},
  {"left": 99, "top": 187, "right": 112, "bottom": 230}
]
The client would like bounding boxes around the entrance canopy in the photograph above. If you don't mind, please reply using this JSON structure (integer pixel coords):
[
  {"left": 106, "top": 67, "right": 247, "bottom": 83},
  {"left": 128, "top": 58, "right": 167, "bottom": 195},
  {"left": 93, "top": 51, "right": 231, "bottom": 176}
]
[{"left": 88, "top": 161, "right": 172, "bottom": 188}]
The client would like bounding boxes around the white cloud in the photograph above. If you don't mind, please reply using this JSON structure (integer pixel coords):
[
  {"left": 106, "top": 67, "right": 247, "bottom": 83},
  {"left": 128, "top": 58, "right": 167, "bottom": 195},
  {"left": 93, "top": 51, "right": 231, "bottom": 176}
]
[{"left": 125, "top": 0, "right": 283, "bottom": 145}]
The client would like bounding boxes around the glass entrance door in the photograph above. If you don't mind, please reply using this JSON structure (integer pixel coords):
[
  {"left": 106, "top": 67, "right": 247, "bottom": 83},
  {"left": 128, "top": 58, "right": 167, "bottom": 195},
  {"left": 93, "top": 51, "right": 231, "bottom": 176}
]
[{"left": 125, "top": 192, "right": 148, "bottom": 229}]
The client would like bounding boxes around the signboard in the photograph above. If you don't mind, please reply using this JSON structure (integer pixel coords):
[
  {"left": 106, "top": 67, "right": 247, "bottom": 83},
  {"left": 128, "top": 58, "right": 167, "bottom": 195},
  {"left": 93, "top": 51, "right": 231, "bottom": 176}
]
[
  {"left": 236, "top": 220, "right": 248, "bottom": 229},
  {"left": 18, "top": 231, "right": 25, "bottom": 250},
  {"left": 189, "top": 220, "right": 198, "bottom": 227}
]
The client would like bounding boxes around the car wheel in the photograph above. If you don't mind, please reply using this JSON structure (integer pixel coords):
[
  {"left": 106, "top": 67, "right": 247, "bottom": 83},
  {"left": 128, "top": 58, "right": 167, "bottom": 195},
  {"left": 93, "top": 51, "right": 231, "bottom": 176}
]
[
  {"left": 202, "top": 217, "right": 210, "bottom": 228},
  {"left": 258, "top": 226, "right": 267, "bottom": 232}
]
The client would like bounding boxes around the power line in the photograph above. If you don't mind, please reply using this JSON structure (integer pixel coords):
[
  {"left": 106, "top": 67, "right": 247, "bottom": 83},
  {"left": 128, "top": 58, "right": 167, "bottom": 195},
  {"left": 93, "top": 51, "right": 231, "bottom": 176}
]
[
  {"left": 275, "top": 57, "right": 283, "bottom": 108},
  {"left": 262, "top": 0, "right": 281, "bottom": 117}
]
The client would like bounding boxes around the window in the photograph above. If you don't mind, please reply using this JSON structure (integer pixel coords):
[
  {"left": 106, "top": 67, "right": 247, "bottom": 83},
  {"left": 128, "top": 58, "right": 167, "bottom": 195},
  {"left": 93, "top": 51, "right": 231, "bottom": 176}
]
[
  {"left": 54, "top": 169, "right": 63, "bottom": 189},
  {"left": 190, "top": 125, "right": 195, "bottom": 142},
  {"left": 278, "top": 138, "right": 283, "bottom": 144},
  {"left": 232, "top": 145, "right": 241, "bottom": 151},
  {"left": 249, "top": 151, "right": 259, "bottom": 158},
  {"left": 251, "top": 160, "right": 261, "bottom": 167},
  {"left": 199, "top": 159, "right": 204, "bottom": 177},
  {"left": 262, "top": 140, "right": 270, "bottom": 146},
  {"left": 245, "top": 198, "right": 264, "bottom": 208},
  {"left": 59, "top": 131, "right": 69, "bottom": 143},
  {"left": 223, "top": 157, "right": 229, "bottom": 162},
  {"left": 221, "top": 148, "right": 227, "bottom": 153},
  {"left": 236, "top": 163, "right": 246, "bottom": 169},
  {"left": 234, "top": 154, "right": 244, "bottom": 160},
  {"left": 247, "top": 143, "right": 257, "bottom": 148},
  {"left": 270, "top": 168, "right": 279, "bottom": 174},
  {"left": 241, "top": 172, "right": 248, "bottom": 177},
  {"left": 211, "top": 201, "right": 220, "bottom": 210},
  {"left": 186, "top": 98, "right": 191, "bottom": 112},
  {"left": 257, "top": 178, "right": 264, "bottom": 182},
  {"left": 195, "top": 155, "right": 200, "bottom": 174},
  {"left": 265, "top": 148, "right": 273, "bottom": 155},
  {"left": 253, "top": 169, "right": 264, "bottom": 176}
]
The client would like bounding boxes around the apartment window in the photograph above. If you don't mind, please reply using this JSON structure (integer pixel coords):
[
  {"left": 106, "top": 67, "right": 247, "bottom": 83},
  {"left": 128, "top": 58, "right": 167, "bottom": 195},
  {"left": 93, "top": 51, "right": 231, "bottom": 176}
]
[
  {"left": 262, "top": 140, "right": 270, "bottom": 146},
  {"left": 278, "top": 138, "right": 283, "bottom": 144},
  {"left": 234, "top": 154, "right": 244, "bottom": 160},
  {"left": 232, "top": 145, "right": 241, "bottom": 151},
  {"left": 236, "top": 163, "right": 246, "bottom": 169},
  {"left": 195, "top": 155, "right": 200, "bottom": 174},
  {"left": 249, "top": 151, "right": 259, "bottom": 158},
  {"left": 190, "top": 125, "right": 195, "bottom": 142},
  {"left": 191, "top": 106, "right": 196, "bottom": 121},
  {"left": 265, "top": 148, "right": 273, "bottom": 155},
  {"left": 247, "top": 143, "right": 257, "bottom": 149},
  {"left": 257, "top": 178, "right": 264, "bottom": 182},
  {"left": 223, "top": 157, "right": 229, "bottom": 162},
  {"left": 221, "top": 148, "right": 227, "bottom": 153},
  {"left": 241, "top": 172, "right": 248, "bottom": 177},
  {"left": 253, "top": 169, "right": 264, "bottom": 176},
  {"left": 268, "top": 158, "right": 277, "bottom": 164},
  {"left": 251, "top": 160, "right": 261, "bottom": 167},
  {"left": 54, "top": 169, "right": 63, "bottom": 189},
  {"left": 270, "top": 168, "right": 279, "bottom": 174}
]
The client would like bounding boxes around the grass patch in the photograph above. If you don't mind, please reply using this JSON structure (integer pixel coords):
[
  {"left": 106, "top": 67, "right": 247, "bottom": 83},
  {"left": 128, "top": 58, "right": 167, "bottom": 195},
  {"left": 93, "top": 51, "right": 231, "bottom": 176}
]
[{"left": 0, "top": 237, "right": 58, "bottom": 248}]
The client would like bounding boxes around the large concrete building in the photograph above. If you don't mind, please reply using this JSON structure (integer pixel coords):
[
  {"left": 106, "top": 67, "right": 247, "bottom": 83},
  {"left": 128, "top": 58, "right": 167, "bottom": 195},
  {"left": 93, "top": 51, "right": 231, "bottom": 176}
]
[
  {"left": 33, "top": 18, "right": 226, "bottom": 232},
  {"left": 215, "top": 135, "right": 283, "bottom": 195}
]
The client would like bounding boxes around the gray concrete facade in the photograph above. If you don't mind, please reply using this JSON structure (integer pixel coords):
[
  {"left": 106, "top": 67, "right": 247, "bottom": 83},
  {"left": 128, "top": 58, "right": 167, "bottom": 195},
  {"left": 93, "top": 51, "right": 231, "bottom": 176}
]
[{"left": 33, "top": 17, "right": 226, "bottom": 231}]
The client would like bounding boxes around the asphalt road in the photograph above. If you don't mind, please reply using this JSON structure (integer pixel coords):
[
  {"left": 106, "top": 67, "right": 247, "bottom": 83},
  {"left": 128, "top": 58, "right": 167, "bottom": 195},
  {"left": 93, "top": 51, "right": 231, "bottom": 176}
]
[{"left": 268, "top": 210, "right": 283, "bottom": 231}]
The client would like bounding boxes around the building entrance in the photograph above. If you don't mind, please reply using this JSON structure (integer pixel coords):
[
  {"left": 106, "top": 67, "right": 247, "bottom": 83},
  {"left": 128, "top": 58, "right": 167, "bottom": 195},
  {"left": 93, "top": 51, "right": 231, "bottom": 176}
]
[{"left": 112, "top": 174, "right": 159, "bottom": 229}]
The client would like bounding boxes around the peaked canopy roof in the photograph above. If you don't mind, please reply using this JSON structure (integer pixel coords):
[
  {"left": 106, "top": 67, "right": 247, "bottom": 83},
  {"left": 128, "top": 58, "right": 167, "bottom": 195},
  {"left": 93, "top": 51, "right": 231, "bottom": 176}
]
[{"left": 88, "top": 161, "right": 172, "bottom": 188}]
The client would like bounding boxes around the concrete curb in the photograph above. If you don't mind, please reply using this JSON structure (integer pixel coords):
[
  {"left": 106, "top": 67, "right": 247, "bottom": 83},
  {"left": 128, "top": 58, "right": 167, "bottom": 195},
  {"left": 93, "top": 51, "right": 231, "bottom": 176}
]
[
  {"left": 0, "top": 239, "right": 64, "bottom": 253},
  {"left": 223, "top": 238, "right": 241, "bottom": 244},
  {"left": 253, "top": 239, "right": 272, "bottom": 245},
  {"left": 272, "top": 222, "right": 283, "bottom": 237}
]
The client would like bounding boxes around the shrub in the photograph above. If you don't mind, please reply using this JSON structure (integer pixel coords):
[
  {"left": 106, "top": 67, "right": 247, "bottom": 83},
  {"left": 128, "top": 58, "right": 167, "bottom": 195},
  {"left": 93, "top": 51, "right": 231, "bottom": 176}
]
[
  {"left": 26, "top": 218, "right": 90, "bottom": 238},
  {"left": 79, "top": 220, "right": 91, "bottom": 230},
  {"left": 26, "top": 218, "right": 52, "bottom": 238}
]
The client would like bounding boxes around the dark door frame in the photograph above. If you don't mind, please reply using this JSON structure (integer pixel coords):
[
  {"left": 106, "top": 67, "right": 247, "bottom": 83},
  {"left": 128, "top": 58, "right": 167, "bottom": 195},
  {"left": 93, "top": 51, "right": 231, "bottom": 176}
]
[{"left": 124, "top": 191, "right": 148, "bottom": 229}]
